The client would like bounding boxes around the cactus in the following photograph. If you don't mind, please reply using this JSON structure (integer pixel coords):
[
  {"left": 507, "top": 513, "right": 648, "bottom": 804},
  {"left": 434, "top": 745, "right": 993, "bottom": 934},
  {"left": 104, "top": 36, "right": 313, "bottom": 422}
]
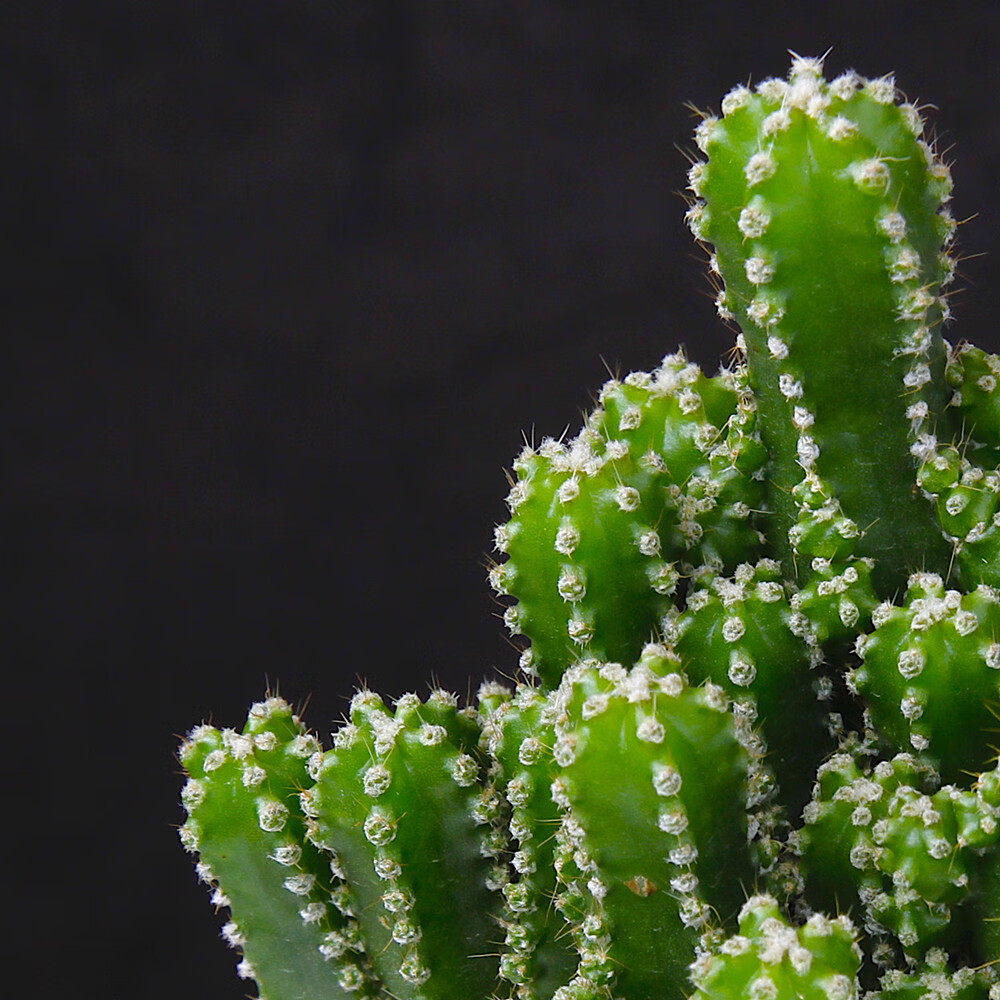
[{"left": 179, "top": 56, "right": 1000, "bottom": 1000}]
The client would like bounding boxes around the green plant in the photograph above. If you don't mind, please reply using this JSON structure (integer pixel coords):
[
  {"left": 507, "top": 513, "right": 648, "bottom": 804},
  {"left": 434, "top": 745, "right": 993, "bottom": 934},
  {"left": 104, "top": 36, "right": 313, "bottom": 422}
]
[{"left": 178, "top": 56, "right": 1000, "bottom": 1000}]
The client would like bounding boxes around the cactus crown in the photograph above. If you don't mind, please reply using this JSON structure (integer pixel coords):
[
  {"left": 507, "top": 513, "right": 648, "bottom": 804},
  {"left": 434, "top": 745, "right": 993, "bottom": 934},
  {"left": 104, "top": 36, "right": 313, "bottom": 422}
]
[{"left": 179, "top": 56, "right": 1000, "bottom": 1000}]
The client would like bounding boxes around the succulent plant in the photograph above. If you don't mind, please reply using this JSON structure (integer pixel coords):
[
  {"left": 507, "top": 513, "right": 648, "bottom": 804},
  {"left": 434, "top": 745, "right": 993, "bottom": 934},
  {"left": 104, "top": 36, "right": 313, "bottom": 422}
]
[{"left": 179, "top": 56, "right": 1000, "bottom": 1000}]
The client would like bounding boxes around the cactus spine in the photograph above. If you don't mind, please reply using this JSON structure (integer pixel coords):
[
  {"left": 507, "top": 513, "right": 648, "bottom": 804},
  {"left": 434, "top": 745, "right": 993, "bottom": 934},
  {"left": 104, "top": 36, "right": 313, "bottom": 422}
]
[{"left": 179, "top": 56, "right": 1000, "bottom": 1000}]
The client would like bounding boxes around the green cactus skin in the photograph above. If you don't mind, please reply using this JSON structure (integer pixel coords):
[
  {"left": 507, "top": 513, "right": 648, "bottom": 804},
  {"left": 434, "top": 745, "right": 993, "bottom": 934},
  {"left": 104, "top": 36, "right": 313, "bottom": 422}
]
[
  {"left": 688, "top": 55, "right": 955, "bottom": 591},
  {"left": 179, "top": 57, "right": 1000, "bottom": 1000}
]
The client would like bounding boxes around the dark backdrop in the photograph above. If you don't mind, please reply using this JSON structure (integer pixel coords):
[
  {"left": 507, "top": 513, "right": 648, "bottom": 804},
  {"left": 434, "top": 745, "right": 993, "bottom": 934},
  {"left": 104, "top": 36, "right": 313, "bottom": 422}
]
[{"left": 8, "top": 2, "right": 1000, "bottom": 995}]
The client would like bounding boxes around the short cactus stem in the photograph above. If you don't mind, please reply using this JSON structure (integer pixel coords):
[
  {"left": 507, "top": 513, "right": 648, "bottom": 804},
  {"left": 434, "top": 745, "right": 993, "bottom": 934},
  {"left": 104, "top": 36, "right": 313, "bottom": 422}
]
[
  {"left": 663, "top": 558, "right": 833, "bottom": 818},
  {"left": 798, "top": 750, "right": 1000, "bottom": 961},
  {"left": 305, "top": 689, "right": 501, "bottom": 1000},
  {"left": 178, "top": 697, "right": 376, "bottom": 998},
  {"left": 876, "top": 950, "right": 996, "bottom": 1000},
  {"left": 479, "top": 683, "right": 579, "bottom": 999},
  {"left": 690, "top": 55, "right": 955, "bottom": 590},
  {"left": 550, "top": 646, "right": 754, "bottom": 998},
  {"left": 689, "top": 895, "right": 862, "bottom": 1000},
  {"left": 492, "top": 353, "right": 765, "bottom": 689},
  {"left": 849, "top": 573, "right": 1000, "bottom": 782},
  {"left": 946, "top": 343, "right": 1000, "bottom": 456}
]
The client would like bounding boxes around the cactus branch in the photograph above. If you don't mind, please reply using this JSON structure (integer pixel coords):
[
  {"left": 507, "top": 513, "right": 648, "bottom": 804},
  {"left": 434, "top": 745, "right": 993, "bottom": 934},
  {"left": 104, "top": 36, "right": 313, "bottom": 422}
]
[{"left": 689, "top": 57, "right": 955, "bottom": 590}]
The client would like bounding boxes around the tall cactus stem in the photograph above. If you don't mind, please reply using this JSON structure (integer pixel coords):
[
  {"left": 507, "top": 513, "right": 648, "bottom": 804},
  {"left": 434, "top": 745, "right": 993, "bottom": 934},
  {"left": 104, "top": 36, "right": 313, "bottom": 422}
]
[{"left": 690, "top": 55, "right": 956, "bottom": 590}]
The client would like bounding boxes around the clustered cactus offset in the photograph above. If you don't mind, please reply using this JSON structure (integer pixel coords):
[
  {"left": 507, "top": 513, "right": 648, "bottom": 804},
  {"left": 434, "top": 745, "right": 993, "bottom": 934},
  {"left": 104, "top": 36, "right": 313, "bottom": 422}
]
[{"left": 178, "top": 56, "right": 1000, "bottom": 1000}]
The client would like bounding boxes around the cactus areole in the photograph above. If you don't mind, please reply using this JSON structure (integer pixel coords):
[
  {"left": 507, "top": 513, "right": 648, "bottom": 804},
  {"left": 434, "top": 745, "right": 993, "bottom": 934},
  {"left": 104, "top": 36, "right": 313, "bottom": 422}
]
[{"left": 179, "top": 57, "right": 1000, "bottom": 1000}]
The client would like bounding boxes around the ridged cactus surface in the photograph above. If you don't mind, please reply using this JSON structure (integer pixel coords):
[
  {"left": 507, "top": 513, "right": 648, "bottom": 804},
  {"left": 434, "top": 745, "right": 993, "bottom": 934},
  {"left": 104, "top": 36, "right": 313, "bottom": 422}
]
[{"left": 179, "top": 57, "right": 1000, "bottom": 1000}]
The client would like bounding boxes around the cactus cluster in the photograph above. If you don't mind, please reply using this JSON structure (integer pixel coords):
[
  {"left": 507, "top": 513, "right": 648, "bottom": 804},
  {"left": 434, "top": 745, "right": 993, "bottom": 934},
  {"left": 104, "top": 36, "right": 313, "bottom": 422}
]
[{"left": 179, "top": 56, "right": 1000, "bottom": 1000}]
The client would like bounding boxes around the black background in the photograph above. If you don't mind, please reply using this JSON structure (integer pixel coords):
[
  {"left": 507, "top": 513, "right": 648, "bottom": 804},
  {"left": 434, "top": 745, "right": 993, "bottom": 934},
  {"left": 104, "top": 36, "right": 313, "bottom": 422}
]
[{"left": 8, "top": 2, "right": 1000, "bottom": 995}]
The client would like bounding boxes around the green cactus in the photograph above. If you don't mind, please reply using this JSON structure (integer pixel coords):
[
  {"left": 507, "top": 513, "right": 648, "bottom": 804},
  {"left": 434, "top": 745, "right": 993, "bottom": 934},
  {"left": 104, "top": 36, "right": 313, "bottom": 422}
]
[
  {"left": 798, "top": 750, "right": 1000, "bottom": 961},
  {"left": 479, "top": 683, "right": 579, "bottom": 997},
  {"left": 686, "top": 57, "right": 956, "bottom": 592},
  {"left": 178, "top": 698, "right": 378, "bottom": 998},
  {"left": 179, "top": 56, "right": 1000, "bottom": 1000},
  {"left": 491, "top": 356, "right": 766, "bottom": 689},
  {"left": 689, "top": 895, "right": 862, "bottom": 1000},
  {"left": 548, "top": 648, "right": 754, "bottom": 998}
]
